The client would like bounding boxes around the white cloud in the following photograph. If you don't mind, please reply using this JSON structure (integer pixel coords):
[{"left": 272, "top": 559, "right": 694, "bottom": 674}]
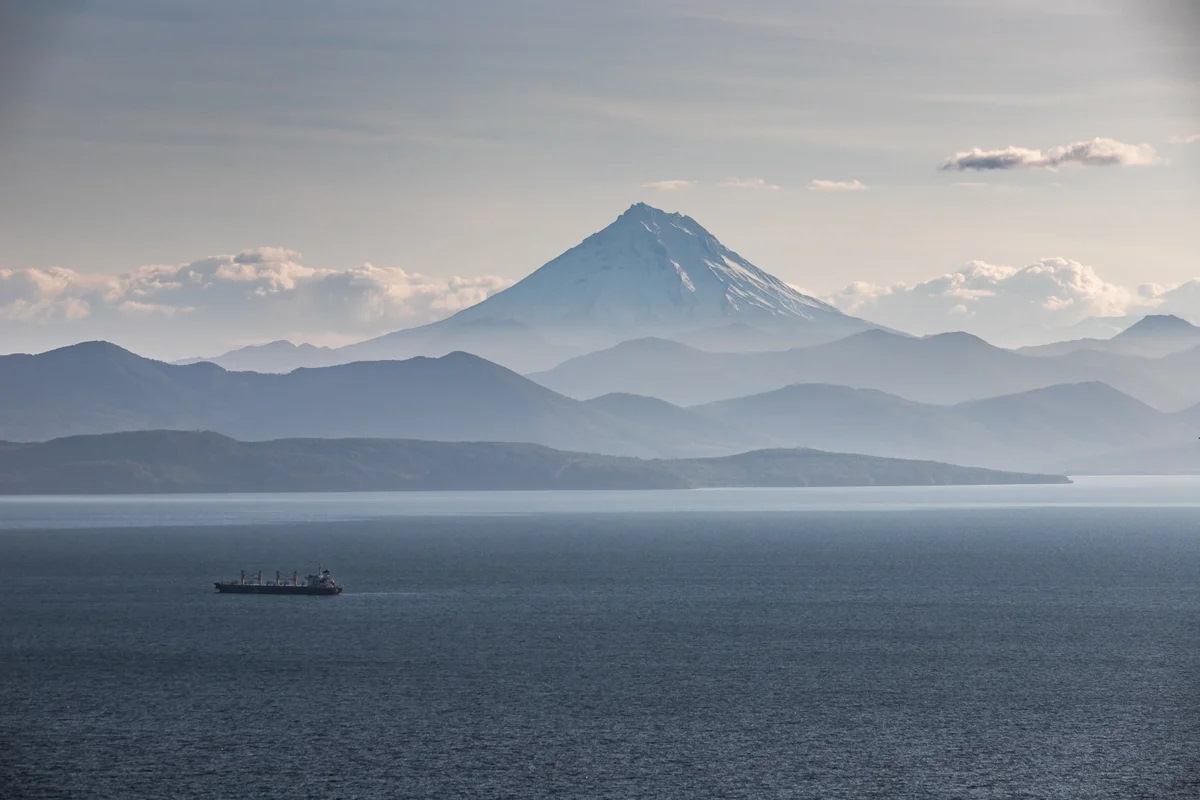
[
  {"left": 1169, "top": 133, "right": 1200, "bottom": 144},
  {"left": 0, "top": 248, "right": 513, "bottom": 358},
  {"left": 829, "top": 257, "right": 1168, "bottom": 345},
  {"left": 718, "top": 177, "right": 781, "bottom": 190},
  {"left": 642, "top": 179, "right": 697, "bottom": 191},
  {"left": 807, "top": 179, "right": 868, "bottom": 192},
  {"left": 1152, "top": 280, "right": 1200, "bottom": 316},
  {"left": 940, "top": 137, "right": 1163, "bottom": 171}
]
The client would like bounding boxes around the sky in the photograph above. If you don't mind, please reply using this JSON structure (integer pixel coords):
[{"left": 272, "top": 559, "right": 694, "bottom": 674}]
[{"left": 0, "top": 0, "right": 1197, "bottom": 357}]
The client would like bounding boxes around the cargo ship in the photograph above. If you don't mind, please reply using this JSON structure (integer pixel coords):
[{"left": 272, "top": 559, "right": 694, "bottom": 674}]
[{"left": 214, "top": 568, "right": 343, "bottom": 595}]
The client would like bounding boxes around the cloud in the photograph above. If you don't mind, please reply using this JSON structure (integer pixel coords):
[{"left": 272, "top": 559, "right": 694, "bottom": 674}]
[
  {"left": 642, "top": 179, "right": 697, "bottom": 191},
  {"left": 1151, "top": 280, "right": 1200, "bottom": 317},
  {"left": 829, "top": 257, "right": 1163, "bottom": 346},
  {"left": 940, "top": 137, "right": 1162, "bottom": 171},
  {"left": 1170, "top": 133, "right": 1200, "bottom": 144},
  {"left": 718, "top": 177, "right": 781, "bottom": 190},
  {"left": 642, "top": 177, "right": 786, "bottom": 191},
  {"left": 807, "top": 179, "right": 868, "bottom": 192},
  {"left": 0, "top": 248, "right": 513, "bottom": 358}
]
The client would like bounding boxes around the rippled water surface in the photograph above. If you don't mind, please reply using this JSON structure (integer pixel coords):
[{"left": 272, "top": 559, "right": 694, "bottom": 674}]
[{"left": 2, "top": 482, "right": 1198, "bottom": 798}]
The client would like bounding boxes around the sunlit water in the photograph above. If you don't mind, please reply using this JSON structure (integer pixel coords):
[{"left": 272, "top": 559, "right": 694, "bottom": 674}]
[
  {"left": 3, "top": 476, "right": 1200, "bottom": 530},
  {"left": 2, "top": 479, "right": 1198, "bottom": 798}
]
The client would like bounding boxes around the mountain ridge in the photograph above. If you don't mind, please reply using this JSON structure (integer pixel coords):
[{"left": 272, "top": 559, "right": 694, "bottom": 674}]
[
  {"left": 0, "top": 430, "right": 1068, "bottom": 493},
  {"left": 530, "top": 328, "right": 1079, "bottom": 406},
  {"left": 0, "top": 341, "right": 746, "bottom": 458},
  {"left": 691, "top": 379, "right": 1196, "bottom": 471}
]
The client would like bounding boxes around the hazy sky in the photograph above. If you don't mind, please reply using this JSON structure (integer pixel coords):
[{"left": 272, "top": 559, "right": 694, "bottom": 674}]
[{"left": 1, "top": 0, "right": 1197, "bottom": 356}]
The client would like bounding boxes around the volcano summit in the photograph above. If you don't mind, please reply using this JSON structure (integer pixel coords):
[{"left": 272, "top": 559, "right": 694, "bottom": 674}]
[{"left": 450, "top": 202, "right": 849, "bottom": 331}]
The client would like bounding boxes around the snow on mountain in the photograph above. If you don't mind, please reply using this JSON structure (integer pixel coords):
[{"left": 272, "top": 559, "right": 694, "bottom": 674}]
[{"left": 447, "top": 202, "right": 849, "bottom": 332}]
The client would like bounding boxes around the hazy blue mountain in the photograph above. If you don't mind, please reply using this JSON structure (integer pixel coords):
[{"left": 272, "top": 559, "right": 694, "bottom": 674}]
[
  {"left": 951, "top": 382, "right": 1194, "bottom": 467},
  {"left": 664, "top": 322, "right": 809, "bottom": 352},
  {"left": 0, "top": 430, "right": 1067, "bottom": 494},
  {"left": 531, "top": 329, "right": 1091, "bottom": 406},
  {"left": 176, "top": 340, "right": 338, "bottom": 372},
  {"left": 1173, "top": 396, "right": 1200, "bottom": 431},
  {"left": 0, "top": 342, "right": 738, "bottom": 457},
  {"left": 583, "top": 392, "right": 769, "bottom": 457},
  {"left": 0, "top": 341, "right": 243, "bottom": 438},
  {"left": 529, "top": 337, "right": 763, "bottom": 404},
  {"left": 1159, "top": 339, "right": 1200, "bottom": 378},
  {"left": 1019, "top": 314, "right": 1200, "bottom": 358},
  {"left": 694, "top": 384, "right": 979, "bottom": 461},
  {"left": 1031, "top": 343, "right": 1200, "bottom": 412},
  {"left": 693, "top": 381, "right": 1197, "bottom": 471},
  {"left": 12, "top": 339, "right": 1196, "bottom": 474},
  {"left": 195, "top": 203, "right": 879, "bottom": 373}
]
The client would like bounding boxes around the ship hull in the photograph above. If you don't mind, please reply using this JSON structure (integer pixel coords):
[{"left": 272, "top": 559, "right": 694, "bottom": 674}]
[{"left": 214, "top": 583, "right": 342, "bottom": 595}]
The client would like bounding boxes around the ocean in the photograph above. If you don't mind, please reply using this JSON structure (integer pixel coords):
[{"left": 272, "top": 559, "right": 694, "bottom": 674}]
[{"left": 2, "top": 478, "right": 1198, "bottom": 799}]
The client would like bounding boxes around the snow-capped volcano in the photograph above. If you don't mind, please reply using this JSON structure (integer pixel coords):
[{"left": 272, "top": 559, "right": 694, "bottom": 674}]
[
  {"left": 447, "top": 202, "right": 848, "bottom": 331},
  {"left": 196, "top": 203, "right": 876, "bottom": 372}
]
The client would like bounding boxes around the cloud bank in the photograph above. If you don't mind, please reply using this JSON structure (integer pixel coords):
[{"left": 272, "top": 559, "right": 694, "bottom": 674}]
[
  {"left": 1170, "top": 133, "right": 1200, "bottom": 145},
  {"left": 807, "top": 179, "right": 868, "bottom": 192},
  {"left": 0, "top": 248, "right": 513, "bottom": 359},
  {"left": 718, "top": 177, "right": 781, "bottom": 190},
  {"left": 941, "top": 137, "right": 1162, "bottom": 171},
  {"left": 829, "top": 257, "right": 1200, "bottom": 346},
  {"left": 642, "top": 180, "right": 697, "bottom": 191}
]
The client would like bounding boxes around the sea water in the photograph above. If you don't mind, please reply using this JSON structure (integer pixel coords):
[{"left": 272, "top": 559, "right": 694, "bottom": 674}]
[{"left": 1, "top": 478, "right": 1198, "bottom": 798}]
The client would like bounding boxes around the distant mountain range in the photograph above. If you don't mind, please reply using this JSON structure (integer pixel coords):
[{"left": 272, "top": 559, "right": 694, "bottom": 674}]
[
  {"left": 0, "top": 430, "right": 1067, "bottom": 494},
  {"left": 182, "top": 203, "right": 879, "bottom": 373},
  {"left": 693, "top": 381, "right": 1197, "bottom": 473},
  {"left": 530, "top": 330, "right": 1044, "bottom": 405},
  {"left": 0, "top": 342, "right": 723, "bottom": 458},
  {"left": 3, "top": 339, "right": 1198, "bottom": 474},
  {"left": 529, "top": 326, "right": 1200, "bottom": 412}
]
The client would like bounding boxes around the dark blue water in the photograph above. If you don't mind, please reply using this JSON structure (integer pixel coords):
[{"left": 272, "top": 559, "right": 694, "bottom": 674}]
[{"left": 1, "top": 494, "right": 1198, "bottom": 798}]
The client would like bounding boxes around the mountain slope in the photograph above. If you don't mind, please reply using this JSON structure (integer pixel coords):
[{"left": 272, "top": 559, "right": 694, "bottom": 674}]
[
  {"left": 529, "top": 337, "right": 763, "bottom": 403},
  {"left": 951, "top": 382, "right": 1193, "bottom": 465},
  {"left": 694, "top": 384, "right": 981, "bottom": 461},
  {"left": 333, "top": 318, "right": 577, "bottom": 374},
  {"left": 0, "top": 341, "right": 243, "bottom": 437},
  {"left": 448, "top": 202, "right": 852, "bottom": 331},
  {"left": 583, "top": 392, "right": 768, "bottom": 457},
  {"left": 0, "top": 430, "right": 1067, "bottom": 494}
]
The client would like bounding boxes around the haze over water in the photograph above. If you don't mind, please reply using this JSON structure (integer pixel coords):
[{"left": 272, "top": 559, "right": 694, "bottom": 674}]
[{"left": 2, "top": 480, "right": 1198, "bottom": 799}]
